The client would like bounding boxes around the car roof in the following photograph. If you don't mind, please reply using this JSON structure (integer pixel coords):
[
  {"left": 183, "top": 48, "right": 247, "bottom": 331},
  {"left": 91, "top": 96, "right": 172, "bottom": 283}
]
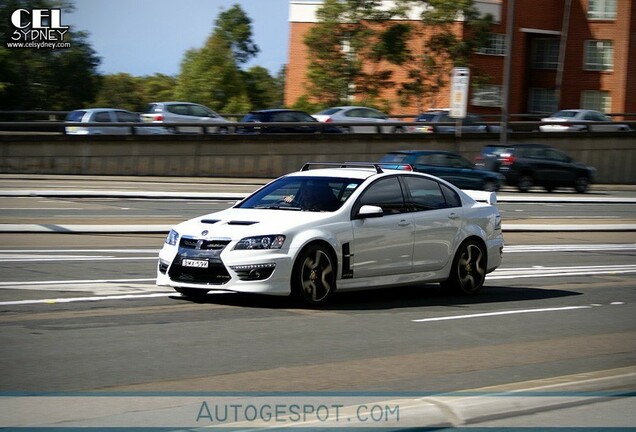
[
  {"left": 386, "top": 150, "right": 458, "bottom": 156},
  {"left": 249, "top": 109, "right": 307, "bottom": 113}
]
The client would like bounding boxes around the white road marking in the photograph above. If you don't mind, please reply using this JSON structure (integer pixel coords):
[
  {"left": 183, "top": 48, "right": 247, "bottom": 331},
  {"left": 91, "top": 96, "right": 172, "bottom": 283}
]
[
  {"left": 0, "top": 292, "right": 175, "bottom": 306},
  {"left": 412, "top": 306, "right": 591, "bottom": 322},
  {"left": 0, "top": 278, "right": 155, "bottom": 286},
  {"left": 488, "top": 264, "right": 636, "bottom": 279}
]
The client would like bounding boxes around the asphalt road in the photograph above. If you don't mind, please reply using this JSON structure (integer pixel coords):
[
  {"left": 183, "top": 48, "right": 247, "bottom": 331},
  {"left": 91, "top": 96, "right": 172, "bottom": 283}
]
[{"left": 0, "top": 175, "right": 634, "bottom": 429}]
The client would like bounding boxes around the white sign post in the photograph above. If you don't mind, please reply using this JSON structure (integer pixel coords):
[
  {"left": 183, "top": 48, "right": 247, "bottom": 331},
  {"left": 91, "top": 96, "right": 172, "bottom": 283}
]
[{"left": 449, "top": 67, "right": 470, "bottom": 139}]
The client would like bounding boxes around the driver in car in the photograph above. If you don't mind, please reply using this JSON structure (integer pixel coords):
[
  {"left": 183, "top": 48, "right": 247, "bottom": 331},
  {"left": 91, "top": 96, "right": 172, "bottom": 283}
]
[{"left": 283, "top": 182, "right": 340, "bottom": 211}]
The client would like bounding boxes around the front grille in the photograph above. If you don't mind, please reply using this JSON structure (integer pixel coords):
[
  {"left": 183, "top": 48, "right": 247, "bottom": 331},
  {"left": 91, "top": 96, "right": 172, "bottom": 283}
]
[
  {"left": 179, "top": 238, "right": 231, "bottom": 250},
  {"left": 168, "top": 260, "right": 231, "bottom": 285},
  {"left": 169, "top": 238, "right": 232, "bottom": 285}
]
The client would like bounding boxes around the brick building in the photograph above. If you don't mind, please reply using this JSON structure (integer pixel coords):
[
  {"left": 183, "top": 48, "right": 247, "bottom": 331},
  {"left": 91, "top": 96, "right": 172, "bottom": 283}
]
[{"left": 285, "top": 0, "right": 635, "bottom": 117}]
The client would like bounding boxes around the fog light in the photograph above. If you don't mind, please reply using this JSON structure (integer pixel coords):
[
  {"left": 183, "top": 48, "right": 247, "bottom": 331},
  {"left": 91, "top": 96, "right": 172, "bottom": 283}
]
[{"left": 230, "top": 263, "right": 276, "bottom": 281}]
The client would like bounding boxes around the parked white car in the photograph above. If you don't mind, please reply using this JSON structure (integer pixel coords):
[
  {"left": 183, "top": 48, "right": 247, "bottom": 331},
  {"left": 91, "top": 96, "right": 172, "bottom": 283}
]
[
  {"left": 65, "top": 108, "right": 169, "bottom": 135},
  {"left": 539, "top": 109, "right": 631, "bottom": 132},
  {"left": 157, "top": 163, "right": 504, "bottom": 306},
  {"left": 313, "top": 106, "right": 405, "bottom": 133}
]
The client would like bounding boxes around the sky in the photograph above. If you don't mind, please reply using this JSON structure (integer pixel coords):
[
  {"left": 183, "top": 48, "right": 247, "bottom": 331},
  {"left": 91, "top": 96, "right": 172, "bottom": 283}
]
[{"left": 63, "top": 0, "right": 291, "bottom": 77}]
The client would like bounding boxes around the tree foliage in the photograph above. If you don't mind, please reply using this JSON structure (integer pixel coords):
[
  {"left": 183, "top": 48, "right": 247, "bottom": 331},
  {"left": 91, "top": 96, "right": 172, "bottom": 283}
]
[
  {"left": 303, "top": 0, "right": 492, "bottom": 111},
  {"left": 304, "top": 0, "right": 411, "bottom": 108},
  {"left": 0, "top": 0, "right": 101, "bottom": 110},
  {"left": 214, "top": 4, "right": 259, "bottom": 65}
]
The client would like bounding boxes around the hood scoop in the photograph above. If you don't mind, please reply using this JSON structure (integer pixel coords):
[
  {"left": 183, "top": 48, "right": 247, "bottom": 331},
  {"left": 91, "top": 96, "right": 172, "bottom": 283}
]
[
  {"left": 201, "top": 219, "right": 220, "bottom": 224},
  {"left": 227, "top": 220, "right": 258, "bottom": 226}
]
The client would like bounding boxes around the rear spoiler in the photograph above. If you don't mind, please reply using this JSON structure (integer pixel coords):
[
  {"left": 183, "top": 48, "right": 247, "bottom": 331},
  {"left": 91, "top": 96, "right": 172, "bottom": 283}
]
[{"left": 464, "top": 190, "right": 497, "bottom": 205}]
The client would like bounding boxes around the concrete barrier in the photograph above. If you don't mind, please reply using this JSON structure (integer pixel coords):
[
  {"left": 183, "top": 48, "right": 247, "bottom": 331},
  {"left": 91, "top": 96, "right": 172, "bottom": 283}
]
[{"left": 1, "top": 132, "right": 635, "bottom": 183}]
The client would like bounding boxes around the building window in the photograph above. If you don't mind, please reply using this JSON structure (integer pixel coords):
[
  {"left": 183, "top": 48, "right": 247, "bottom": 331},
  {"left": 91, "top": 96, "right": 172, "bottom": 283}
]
[
  {"left": 471, "top": 85, "right": 502, "bottom": 107},
  {"left": 581, "top": 90, "right": 611, "bottom": 112},
  {"left": 528, "top": 88, "right": 558, "bottom": 113},
  {"left": 588, "top": 0, "right": 616, "bottom": 20},
  {"left": 531, "top": 38, "right": 559, "bottom": 70},
  {"left": 478, "top": 33, "right": 506, "bottom": 55},
  {"left": 584, "top": 40, "right": 614, "bottom": 71}
]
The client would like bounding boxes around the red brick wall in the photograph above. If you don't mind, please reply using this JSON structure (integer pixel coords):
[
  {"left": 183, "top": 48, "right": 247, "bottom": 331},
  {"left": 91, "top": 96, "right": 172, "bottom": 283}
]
[{"left": 285, "top": 0, "right": 635, "bottom": 115}]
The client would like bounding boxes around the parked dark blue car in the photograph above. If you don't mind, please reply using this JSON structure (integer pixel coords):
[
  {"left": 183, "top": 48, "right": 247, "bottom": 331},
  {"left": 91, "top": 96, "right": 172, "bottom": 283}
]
[
  {"left": 379, "top": 150, "right": 505, "bottom": 191},
  {"left": 237, "top": 109, "right": 342, "bottom": 134}
]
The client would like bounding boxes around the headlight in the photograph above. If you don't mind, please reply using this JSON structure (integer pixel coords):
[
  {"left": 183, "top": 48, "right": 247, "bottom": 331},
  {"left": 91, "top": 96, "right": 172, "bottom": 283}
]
[
  {"left": 165, "top": 229, "right": 179, "bottom": 246},
  {"left": 234, "top": 235, "right": 286, "bottom": 250}
]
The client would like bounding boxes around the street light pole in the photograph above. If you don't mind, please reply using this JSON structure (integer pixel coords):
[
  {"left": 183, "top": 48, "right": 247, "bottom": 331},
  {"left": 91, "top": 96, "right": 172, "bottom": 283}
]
[{"left": 500, "top": 0, "right": 515, "bottom": 146}]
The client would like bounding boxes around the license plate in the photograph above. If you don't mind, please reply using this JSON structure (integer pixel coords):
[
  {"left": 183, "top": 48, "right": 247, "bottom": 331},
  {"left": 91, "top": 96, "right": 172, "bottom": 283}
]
[{"left": 182, "top": 259, "right": 208, "bottom": 268}]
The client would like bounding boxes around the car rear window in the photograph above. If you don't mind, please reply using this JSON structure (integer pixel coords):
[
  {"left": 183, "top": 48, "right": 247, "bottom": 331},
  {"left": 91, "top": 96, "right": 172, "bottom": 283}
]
[
  {"left": 65, "top": 111, "right": 86, "bottom": 122},
  {"left": 146, "top": 104, "right": 161, "bottom": 113}
]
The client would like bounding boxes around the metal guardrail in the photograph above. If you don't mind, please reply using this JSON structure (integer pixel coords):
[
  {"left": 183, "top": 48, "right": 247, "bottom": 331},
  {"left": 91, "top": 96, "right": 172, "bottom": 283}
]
[{"left": 0, "top": 120, "right": 635, "bottom": 135}]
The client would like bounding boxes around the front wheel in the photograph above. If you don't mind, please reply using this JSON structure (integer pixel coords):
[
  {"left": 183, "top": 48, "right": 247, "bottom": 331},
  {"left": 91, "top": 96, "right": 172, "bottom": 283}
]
[
  {"left": 574, "top": 176, "right": 589, "bottom": 193},
  {"left": 291, "top": 244, "right": 336, "bottom": 307},
  {"left": 442, "top": 240, "right": 486, "bottom": 295}
]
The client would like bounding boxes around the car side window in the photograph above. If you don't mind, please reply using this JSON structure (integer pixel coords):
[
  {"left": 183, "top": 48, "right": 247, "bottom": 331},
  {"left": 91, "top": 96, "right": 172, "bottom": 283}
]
[
  {"left": 115, "top": 111, "right": 139, "bottom": 122},
  {"left": 357, "top": 177, "right": 406, "bottom": 215},
  {"left": 93, "top": 112, "right": 111, "bottom": 122},
  {"left": 168, "top": 104, "right": 189, "bottom": 116},
  {"left": 440, "top": 183, "right": 462, "bottom": 208},
  {"left": 190, "top": 105, "right": 212, "bottom": 117},
  {"left": 403, "top": 176, "right": 447, "bottom": 211}
]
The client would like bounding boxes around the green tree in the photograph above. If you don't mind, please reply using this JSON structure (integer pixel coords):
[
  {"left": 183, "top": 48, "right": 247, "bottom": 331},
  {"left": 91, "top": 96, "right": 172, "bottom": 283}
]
[
  {"left": 243, "top": 66, "right": 282, "bottom": 109},
  {"left": 175, "top": 33, "right": 247, "bottom": 112},
  {"left": 0, "top": 0, "right": 100, "bottom": 110},
  {"left": 396, "top": 0, "right": 493, "bottom": 110},
  {"left": 214, "top": 4, "right": 259, "bottom": 65},
  {"left": 138, "top": 73, "right": 177, "bottom": 105},
  {"left": 303, "top": 0, "right": 411, "bottom": 107},
  {"left": 93, "top": 73, "right": 143, "bottom": 111}
]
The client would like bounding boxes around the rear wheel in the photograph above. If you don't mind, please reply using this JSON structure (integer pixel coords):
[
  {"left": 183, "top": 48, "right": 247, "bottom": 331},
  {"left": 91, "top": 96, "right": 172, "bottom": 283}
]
[
  {"left": 291, "top": 244, "right": 336, "bottom": 307},
  {"left": 518, "top": 175, "right": 533, "bottom": 192},
  {"left": 442, "top": 240, "right": 486, "bottom": 295}
]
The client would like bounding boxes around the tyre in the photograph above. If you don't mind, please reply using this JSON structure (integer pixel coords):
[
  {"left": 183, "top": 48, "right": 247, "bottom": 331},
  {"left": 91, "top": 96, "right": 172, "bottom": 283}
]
[
  {"left": 291, "top": 244, "right": 336, "bottom": 307},
  {"left": 574, "top": 176, "right": 589, "bottom": 193},
  {"left": 518, "top": 175, "right": 533, "bottom": 192},
  {"left": 442, "top": 239, "right": 486, "bottom": 295},
  {"left": 482, "top": 180, "right": 499, "bottom": 192}
]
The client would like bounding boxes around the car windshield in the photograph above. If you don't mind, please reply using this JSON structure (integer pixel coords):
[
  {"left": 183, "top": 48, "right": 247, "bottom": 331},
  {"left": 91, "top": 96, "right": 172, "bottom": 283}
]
[
  {"left": 379, "top": 153, "right": 409, "bottom": 163},
  {"left": 237, "top": 176, "right": 363, "bottom": 212},
  {"left": 416, "top": 114, "right": 437, "bottom": 122}
]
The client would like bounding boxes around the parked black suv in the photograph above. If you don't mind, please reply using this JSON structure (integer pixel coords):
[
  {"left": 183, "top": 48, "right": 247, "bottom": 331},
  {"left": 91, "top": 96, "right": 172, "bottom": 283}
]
[{"left": 476, "top": 144, "right": 596, "bottom": 193}]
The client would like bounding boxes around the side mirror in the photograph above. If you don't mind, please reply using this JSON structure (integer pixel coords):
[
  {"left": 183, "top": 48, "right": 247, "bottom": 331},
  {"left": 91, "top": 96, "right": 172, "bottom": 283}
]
[{"left": 355, "top": 205, "right": 384, "bottom": 219}]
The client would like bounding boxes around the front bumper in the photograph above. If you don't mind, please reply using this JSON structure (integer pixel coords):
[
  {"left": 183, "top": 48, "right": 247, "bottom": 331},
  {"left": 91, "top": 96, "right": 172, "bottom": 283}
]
[{"left": 156, "top": 238, "right": 295, "bottom": 296}]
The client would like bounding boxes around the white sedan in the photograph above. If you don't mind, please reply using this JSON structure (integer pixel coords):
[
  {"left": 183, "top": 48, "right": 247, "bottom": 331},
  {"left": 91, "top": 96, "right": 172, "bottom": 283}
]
[
  {"left": 539, "top": 109, "right": 631, "bottom": 132},
  {"left": 157, "top": 163, "right": 504, "bottom": 306}
]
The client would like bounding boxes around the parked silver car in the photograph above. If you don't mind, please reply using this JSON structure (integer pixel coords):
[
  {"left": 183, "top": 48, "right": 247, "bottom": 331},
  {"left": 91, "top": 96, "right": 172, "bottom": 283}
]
[
  {"left": 539, "top": 109, "right": 631, "bottom": 132},
  {"left": 312, "top": 106, "right": 405, "bottom": 133},
  {"left": 65, "top": 108, "right": 168, "bottom": 135},
  {"left": 141, "top": 102, "right": 230, "bottom": 134}
]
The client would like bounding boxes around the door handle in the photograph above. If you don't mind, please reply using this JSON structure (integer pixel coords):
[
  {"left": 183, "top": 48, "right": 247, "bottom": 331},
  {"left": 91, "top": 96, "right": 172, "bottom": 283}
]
[
  {"left": 398, "top": 219, "right": 410, "bottom": 227},
  {"left": 448, "top": 213, "right": 460, "bottom": 220}
]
